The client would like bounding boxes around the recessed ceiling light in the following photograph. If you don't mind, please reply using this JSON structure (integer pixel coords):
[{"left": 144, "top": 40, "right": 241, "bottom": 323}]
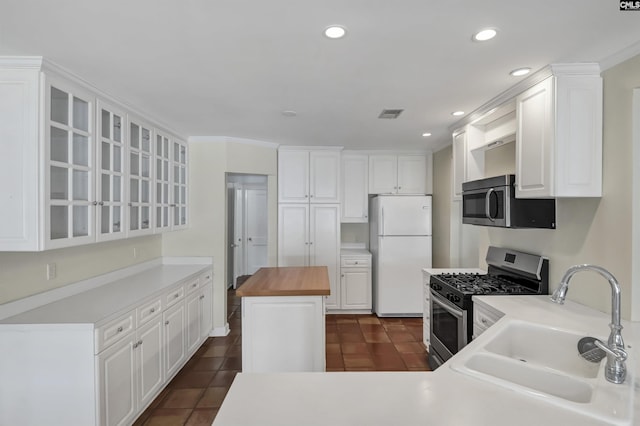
[
  {"left": 282, "top": 110, "right": 297, "bottom": 117},
  {"left": 510, "top": 67, "right": 531, "bottom": 77},
  {"left": 324, "top": 25, "right": 347, "bottom": 39},
  {"left": 472, "top": 28, "right": 497, "bottom": 42},
  {"left": 452, "top": 111, "right": 465, "bottom": 117},
  {"left": 422, "top": 132, "right": 432, "bottom": 137}
]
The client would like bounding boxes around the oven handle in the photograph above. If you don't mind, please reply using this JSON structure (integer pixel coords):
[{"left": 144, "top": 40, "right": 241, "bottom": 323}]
[
  {"left": 485, "top": 188, "right": 496, "bottom": 222},
  {"left": 431, "top": 291, "right": 464, "bottom": 320}
]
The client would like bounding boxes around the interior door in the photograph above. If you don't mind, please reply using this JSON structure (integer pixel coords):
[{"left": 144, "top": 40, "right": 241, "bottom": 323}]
[
  {"left": 233, "top": 186, "right": 244, "bottom": 286},
  {"left": 245, "top": 187, "right": 268, "bottom": 274}
]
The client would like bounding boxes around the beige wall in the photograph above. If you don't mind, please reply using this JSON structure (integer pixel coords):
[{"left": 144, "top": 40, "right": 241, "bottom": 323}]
[
  {"left": 432, "top": 54, "right": 640, "bottom": 320},
  {"left": 0, "top": 236, "right": 162, "bottom": 305},
  {"left": 162, "top": 139, "right": 278, "bottom": 332},
  {"left": 432, "top": 146, "right": 452, "bottom": 267}
]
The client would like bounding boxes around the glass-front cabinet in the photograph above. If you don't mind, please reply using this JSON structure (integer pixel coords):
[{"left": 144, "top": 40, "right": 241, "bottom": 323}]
[
  {"left": 96, "top": 101, "right": 127, "bottom": 241},
  {"left": 172, "top": 139, "right": 188, "bottom": 230},
  {"left": 155, "top": 131, "right": 172, "bottom": 232},
  {"left": 46, "top": 78, "right": 95, "bottom": 248},
  {"left": 128, "top": 117, "right": 154, "bottom": 236}
]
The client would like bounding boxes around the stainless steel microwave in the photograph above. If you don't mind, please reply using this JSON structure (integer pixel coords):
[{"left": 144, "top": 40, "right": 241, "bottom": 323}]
[{"left": 461, "top": 175, "right": 556, "bottom": 229}]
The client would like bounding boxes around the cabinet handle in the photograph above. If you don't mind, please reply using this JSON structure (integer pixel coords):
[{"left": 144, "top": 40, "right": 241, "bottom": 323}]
[
  {"left": 310, "top": 194, "right": 314, "bottom": 198},
  {"left": 174, "top": 293, "right": 180, "bottom": 298},
  {"left": 200, "top": 295, "right": 205, "bottom": 300},
  {"left": 170, "top": 204, "right": 177, "bottom": 207},
  {"left": 192, "top": 283, "right": 197, "bottom": 288},
  {"left": 481, "top": 318, "right": 488, "bottom": 324},
  {"left": 355, "top": 261, "right": 359, "bottom": 265},
  {"left": 150, "top": 308, "right": 155, "bottom": 313},
  {"left": 165, "top": 320, "right": 170, "bottom": 325},
  {"left": 205, "top": 275, "right": 211, "bottom": 280},
  {"left": 305, "top": 195, "right": 308, "bottom": 198},
  {"left": 305, "top": 242, "right": 309, "bottom": 245},
  {"left": 309, "top": 241, "right": 313, "bottom": 245},
  {"left": 98, "top": 201, "right": 104, "bottom": 206},
  {"left": 117, "top": 326, "right": 123, "bottom": 333},
  {"left": 341, "top": 274, "right": 344, "bottom": 278},
  {"left": 92, "top": 201, "right": 98, "bottom": 206}
]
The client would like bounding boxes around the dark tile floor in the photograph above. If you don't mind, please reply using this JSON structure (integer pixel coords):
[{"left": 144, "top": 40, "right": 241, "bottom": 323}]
[{"left": 133, "top": 289, "right": 431, "bottom": 425}]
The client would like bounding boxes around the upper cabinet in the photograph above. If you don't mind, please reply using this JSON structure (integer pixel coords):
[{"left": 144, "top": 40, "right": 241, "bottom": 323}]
[
  {"left": 341, "top": 154, "right": 368, "bottom": 223},
  {"left": 0, "top": 57, "right": 188, "bottom": 251},
  {"left": 369, "top": 154, "right": 431, "bottom": 195},
  {"left": 515, "top": 65, "right": 602, "bottom": 198},
  {"left": 278, "top": 148, "right": 341, "bottom": 203}
]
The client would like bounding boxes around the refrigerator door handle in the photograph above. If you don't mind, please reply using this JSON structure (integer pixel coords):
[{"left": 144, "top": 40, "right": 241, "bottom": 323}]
[{"left": 381, "top": 207, "right": 385, "bottom": 236}]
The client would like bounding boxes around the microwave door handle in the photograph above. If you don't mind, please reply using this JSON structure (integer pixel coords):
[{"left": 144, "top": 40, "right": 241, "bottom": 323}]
[{"left": 485, "top": 188, "right": 496, "bottom": 222}]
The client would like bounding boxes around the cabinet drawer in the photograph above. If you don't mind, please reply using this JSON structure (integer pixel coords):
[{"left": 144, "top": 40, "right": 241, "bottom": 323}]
[
  {"left": 185, "top": 277, "right": 200, "bottom": 295},
  {"left": 200, "top": 270, "right": 213, "bottom": 284},
  {"left": 165, "top": 286, "right": 185, "bottom": 307},
  {"left": 137, "top": 298, "right": 162, "bottom": 325},
  {"left": 473, "top": 304, "right": 502, "bottom": 329},
  {"left": 340, "top": 257, "right": 370, "bottom": 268},
  {"left": 95, "top": 311, "right": 135, "bottom": 353}
]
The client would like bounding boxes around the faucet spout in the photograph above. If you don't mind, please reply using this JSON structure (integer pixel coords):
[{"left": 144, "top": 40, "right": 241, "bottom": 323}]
[{"left": 550, "top": 264, "right": 626, "bottom": 384}]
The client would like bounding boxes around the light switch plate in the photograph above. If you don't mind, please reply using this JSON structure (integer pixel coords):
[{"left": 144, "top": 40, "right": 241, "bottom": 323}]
[{"left": 46, "top": 263, "right": 57, "bottom": 280}]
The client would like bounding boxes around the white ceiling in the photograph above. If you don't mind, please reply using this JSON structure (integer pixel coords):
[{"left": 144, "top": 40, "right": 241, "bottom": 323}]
[{"left": 2, "top": 1, "right": 640, "bottom": 151}]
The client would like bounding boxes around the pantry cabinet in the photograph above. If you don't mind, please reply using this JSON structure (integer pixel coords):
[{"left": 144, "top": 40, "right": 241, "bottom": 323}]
[
  {"left": 278, "top": 204, "right": 341, "bottom": 310},
  {"left": 278, "top": 148, "right": 341, "bottom": 203},
  {"left": 369, "top": 154, "right": 429, "bottom": 195},
  {"left": 0, "top": 262, "right": 212, "bottom": 426},
  {"left": 515, "top": 64, "right": 602, "bottom": 198},
  {"left": 336, "top": 250, "right": 372, "bottom": 311},
  {"left": 341, "top": 154, "right": 369, "bottom": 222},
  {"left": 0, "top": 57, "right": 188, "bottom": 251}
]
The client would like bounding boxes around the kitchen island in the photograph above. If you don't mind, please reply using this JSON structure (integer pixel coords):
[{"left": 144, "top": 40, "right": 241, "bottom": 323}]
[
  {"left": 236, "top": 266, "right": 330, "bottom": 372},
  {"left": 214, "top": 295, "right": 639, "bottom": 425}
]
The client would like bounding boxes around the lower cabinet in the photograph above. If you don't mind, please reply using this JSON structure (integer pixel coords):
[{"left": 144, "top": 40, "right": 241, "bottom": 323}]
[
  {"left": 330, "top": 250, "right": 372, "bottom": 312},
  {"left": 0, "top": 264, "right": 213, "bottom": 426},
  {"left": 472, "top": 298, "right": 504, "bottom": 339}
]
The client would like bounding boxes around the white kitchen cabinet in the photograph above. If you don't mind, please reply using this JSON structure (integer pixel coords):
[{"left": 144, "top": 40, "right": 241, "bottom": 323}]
[
  {"left": 422, "top": 270, "right": 432, "bottom": 347},
  {"left": 369, "top": 154, "right": 430, "bottom": 194},
  {"left": 278, "top": 204, "right": 340, "bottom": 310},
  {"left": 186, "top": 280, "right": 203, "bottom": 355},
  {"left": 128, "top": 116, "right": 154, "bottom": 236},
  {"left": 0, "top": 57, "right": 188, "bottom": 251},
  {"left": 341, "top": 154, "right": 369, "bottom": 222},
  {"left": 472, "top": 298, "right": 504, "bottom": 339},
  {"left": 515, "top": 64, "right": 603, "bottom": 198},
  {"left": 336, "top": 251, "right": 372, "bottom": 311},
  {"left": 0, "top": 262, "right": 212, "bottom": 426},
  {"left": 451, "top": 127, "right": 485, "bottom": 200},
  {"left": 278, "top": 148, "right": 341, "bottom": 203},
  {"left": 96, "top": 100, "right": 127, "bottom": 242},
  {"left": 241, "top": 295, "right": 326, "bottom": 372}
]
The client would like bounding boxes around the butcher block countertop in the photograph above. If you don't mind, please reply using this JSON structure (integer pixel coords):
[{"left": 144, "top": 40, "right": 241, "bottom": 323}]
[{"left": 235, "top": 266, "right": 330, "bottom": 297}]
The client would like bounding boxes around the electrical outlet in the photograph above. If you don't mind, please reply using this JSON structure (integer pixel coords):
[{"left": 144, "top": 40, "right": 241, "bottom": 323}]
[
  {"left": 46, "top": 263, "right": 57, "bottom": 280},
  {"left": 133, "top": 247, "right": 138, "bottom": 258}
]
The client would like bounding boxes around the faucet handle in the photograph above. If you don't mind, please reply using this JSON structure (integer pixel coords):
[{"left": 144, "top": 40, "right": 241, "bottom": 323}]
[{"left": 594, "top": 339, "right": 627, "bottom": 362}]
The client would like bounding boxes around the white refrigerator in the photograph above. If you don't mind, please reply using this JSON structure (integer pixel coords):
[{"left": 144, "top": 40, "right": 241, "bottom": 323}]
[{"left": 369, "top": 195, "right": 432, "bottom": 316}]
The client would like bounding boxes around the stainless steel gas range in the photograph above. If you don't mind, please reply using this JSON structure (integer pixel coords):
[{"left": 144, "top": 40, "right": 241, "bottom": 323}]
[{"left": 428, "top": 246, "right": 549, "bottom": 369}]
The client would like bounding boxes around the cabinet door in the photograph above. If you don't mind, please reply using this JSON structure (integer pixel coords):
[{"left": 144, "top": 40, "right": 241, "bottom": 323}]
[
  {"left": 171, "top": 139, "right": 188, "bottom": 229},
  {"left": 516, "top": 77, "right": 553, "bottom": 198},
  {"left": 397, "top": 155, "right": 426, "bottom": 194},
  {"left": 98, "top": 335, "right": 137, "bottom": 426},
  {"left": 309, "top": 151, "right": 340, "bottom": 203},
  {"left": 341, "top": 269, "right": 371, "bottom": 310},
  {"left": 341, "top": 155, "right": 368, "bottom": 222},
  {"left": 199, "top": 283, "right": 213, "bottom": 340},
  {"left": 163, "top": 302, "right": 186, "bottom": 379},
  {"left": 96, "top": 101, "right": 127, "bottom": 241},
  {"left": 310, "top": 204, "right": 340, "bottom": 310},
  {"left": 45, "top": 78, "right": 96, "bottom": 249},
  {"left": 136, "top": 318, "right": 164, "bottom": 410},
  {"left": 186, "top": 291, "right": 202, "bottom": 355},
  {"left": 154, "top": 130, "right": 172, "bottom": 232},
  {"left": 452, "top": 131, "right": 466, "bottom": 200},
  {"left": 368, "top": 155, "right": 397, "bottom": 194},
  {"left": 128, "top": 118, "right": 154, "bottom": 236},
  {"left": 278, "top": 150, "right": 309, "bottom": 203},
  {"left": 278, "top": 204, "right": 309, "bottom": 267}
]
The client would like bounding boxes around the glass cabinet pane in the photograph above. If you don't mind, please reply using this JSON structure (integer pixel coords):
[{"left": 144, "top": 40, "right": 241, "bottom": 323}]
[
  {"left": 113, "top": 207, "right": 121, "bottom": 232},
  {"left": 114, "top": 146, "right": 122, "bottom": 172},
  {"left": 101, "top": 109, "right": 110, "bottom": 139},
  {"left": 181, "top": 167, "right": 186, "bottom": 185},
  {"left": 142, "top": 207, "right": 149, "bottom": 228},
  {"left": 101, "top": 206, "right": 110, "bottom": 233},
  {"left": 50, "top": 167, "right": 68, "bottom": 200},
  {"left": 163, "top": 139, "right": 169, "bottom": 158},
  {"left": 73, "top": 97, "right": 89, "bottom": 131},
  {"left": 156, "top": 135, "right": 162, "bottom": 154},
  {"left": 174, "top": 185, "right": 179, "bottom": 204},
  {"left": 130, "top": 123, "right": 139, "bottom": 149},
  {"left": 72, "top": 206, "right": 89, "bottom": 237},
  {"left": 73, "top": 170, "right": 89, "bottom": 201},
  {"left": 113, "top": 115, "right": 122, "bottom": 142},
  {"left": 174, "top": 206, "right": 179, "bottom": 225},
  {"left": 51, "top": 127, "right": 68, "bottom": 163},
  {"left": 130, "top": 178, "right": 139, "bottom": 202},
  {"left": 141, "top": 180, "right": 149, "bottom": 203},
  {"left": 102, "top": 142, "right": 110, "bottom": 170},
  {"left": 73, "top": 134, "right": 89, "bottom": 166},
  {"left": 163, "top": 161, "right": 169, "bottom": 180},
  {"left": 181, "top": 187, "right": 186, "bottom": 204},
  {"left": 141, "top": 155, "right": 150, "bottom": 178},
  {"left": 163, "top": 207, "right": 168, "bottom": 226},
  {"left": 173, "top": 142, "right": 179, "bottom": 161},
  {"left": 181, "top": 207, "right": 186, "bottom": 225},
  {"left": 113, "top": 176, "right": 121, "bottom": 202},
  {"left": 101, "top": 175, "right": 111, "bottom": 201},
  {"left": 180, "top": 146, "right": 186, "bottom": 164},
  {"left": 130, "top": 153, "right": 139, "bottom": 176},
  {"left": 130, "top": 206, "right": 139, "bottom": 230},
  {"left": 156, "top": 159, "right": 162, "bottom": 178},
  {"left": 50, "top": 87, "right": 69, "bottom": 125},
  {"left": 50, "top": 206, "right": 68, "bottom": 239},
  {"left": 142, "top": 129, "right": 150, "bottom": 152}
]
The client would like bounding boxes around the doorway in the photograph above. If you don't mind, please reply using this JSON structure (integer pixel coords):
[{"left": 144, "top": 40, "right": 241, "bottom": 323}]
[{"left": 226, "top": 173, "right": 268, "bottom": 289}]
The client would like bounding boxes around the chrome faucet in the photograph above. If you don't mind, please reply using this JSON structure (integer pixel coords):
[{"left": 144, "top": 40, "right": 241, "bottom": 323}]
[{"left": 550, "top": 264, "right": 627, "bottom": 384}]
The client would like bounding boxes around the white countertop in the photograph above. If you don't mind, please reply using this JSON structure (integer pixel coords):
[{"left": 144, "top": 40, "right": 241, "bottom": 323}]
[
  {"left": 213, "top": 295, "right": 639, "bottom": 426},
  {"left": 340, "top": 248, "right": 371, "bottom": 257}
]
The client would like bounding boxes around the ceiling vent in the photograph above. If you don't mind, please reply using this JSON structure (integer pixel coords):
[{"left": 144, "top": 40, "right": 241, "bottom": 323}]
[{"left": 378, "top": 109, "right": 404, "bottom": 119}]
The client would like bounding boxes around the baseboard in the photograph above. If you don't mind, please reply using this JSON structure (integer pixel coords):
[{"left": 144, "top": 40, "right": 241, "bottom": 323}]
[{"left": 210, "top": 322, "right": 230, "bottom": 337}]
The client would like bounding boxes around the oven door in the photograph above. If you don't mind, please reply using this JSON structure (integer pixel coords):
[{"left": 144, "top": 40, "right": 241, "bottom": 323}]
[
  {"left": 430, "top": 291, "right": 468, "bottom": 365},
  {"left": 462, "top": 186, "right": 508, "bottom": 227}
]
